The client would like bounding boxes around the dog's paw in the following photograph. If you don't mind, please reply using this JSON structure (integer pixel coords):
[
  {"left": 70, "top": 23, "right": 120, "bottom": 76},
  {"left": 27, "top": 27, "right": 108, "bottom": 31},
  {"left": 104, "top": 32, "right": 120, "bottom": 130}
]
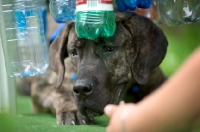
[{"left": 56, "top": 110, "right": 94, "bottom": 125}]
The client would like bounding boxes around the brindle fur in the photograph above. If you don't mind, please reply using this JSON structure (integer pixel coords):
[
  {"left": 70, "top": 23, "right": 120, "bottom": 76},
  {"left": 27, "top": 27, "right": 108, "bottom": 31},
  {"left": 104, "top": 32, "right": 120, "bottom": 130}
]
[{"left": 19, "top": 11, "right": 168, "bottom": 125}]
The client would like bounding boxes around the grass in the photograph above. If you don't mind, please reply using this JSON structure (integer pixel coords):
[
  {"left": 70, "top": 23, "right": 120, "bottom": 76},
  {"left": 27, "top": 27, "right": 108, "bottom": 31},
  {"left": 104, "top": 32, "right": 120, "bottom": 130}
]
[
  {"left": 0, "top": 95, "right": 109, "bottom": 132},
  {"left": 160, "top": 22, "right": 200, "bottom": 76},
  {"left": 0, "top": 22, "right": 200, "bottom": 132}
]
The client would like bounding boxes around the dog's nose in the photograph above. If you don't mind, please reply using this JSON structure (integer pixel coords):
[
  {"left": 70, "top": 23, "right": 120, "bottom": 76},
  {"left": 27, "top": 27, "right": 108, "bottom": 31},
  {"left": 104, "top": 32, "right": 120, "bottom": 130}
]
[{"left": 73, "top": 80, "right": 93, "bottom": 97}]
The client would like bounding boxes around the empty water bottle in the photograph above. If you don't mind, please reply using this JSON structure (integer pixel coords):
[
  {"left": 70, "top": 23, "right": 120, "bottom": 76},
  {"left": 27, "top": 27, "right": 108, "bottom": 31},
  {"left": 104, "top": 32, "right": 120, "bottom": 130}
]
[
  {"left": 115, "top": 0, "right": 152, "bottom": 11},
  {"left": 75, "top": 0, "right": 116, "bottom": 40},
  {"left": 39, "top": 0, "right": 47, "bottom": 35},
  {"left": 158, "top": 0, "right": 200, "bottom": 26},
  {"left": 0, "top": 0, "right": 49, "bottom": 78},
  {"left": 49, "top": 0, "right": 76, "bottom": 23}
]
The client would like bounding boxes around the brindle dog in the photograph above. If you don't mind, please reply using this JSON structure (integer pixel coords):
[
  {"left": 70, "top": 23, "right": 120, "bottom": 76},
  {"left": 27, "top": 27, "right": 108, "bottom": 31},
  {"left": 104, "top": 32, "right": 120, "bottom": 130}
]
[{"left": 28, "top": 11, "right": 168, "bottom": 125}]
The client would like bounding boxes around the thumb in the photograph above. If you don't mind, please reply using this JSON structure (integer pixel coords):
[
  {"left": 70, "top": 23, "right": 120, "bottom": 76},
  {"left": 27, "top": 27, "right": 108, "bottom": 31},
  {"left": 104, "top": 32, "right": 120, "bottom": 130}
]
[{"left": 104, "top": 104, "right": 118, "bottom": 118}]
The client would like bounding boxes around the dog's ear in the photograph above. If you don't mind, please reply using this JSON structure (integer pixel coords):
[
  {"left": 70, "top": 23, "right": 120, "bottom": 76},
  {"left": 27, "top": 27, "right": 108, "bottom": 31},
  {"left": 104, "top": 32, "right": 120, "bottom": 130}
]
[
  {"left": 122, "top": 13, "right": 168, "bottom": 84},
  {"left": 49, "top": 22, "right": 74, "bottom": 88}
]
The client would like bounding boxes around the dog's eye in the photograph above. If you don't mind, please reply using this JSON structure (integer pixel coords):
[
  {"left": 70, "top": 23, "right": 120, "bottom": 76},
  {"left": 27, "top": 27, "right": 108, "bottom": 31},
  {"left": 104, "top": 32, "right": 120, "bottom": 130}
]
[
  {"left": 103, "top": 46, "right": 114, "bottom": 52},
  {"left": 71, "top": 49, "right": 77, "bottom": 56}
]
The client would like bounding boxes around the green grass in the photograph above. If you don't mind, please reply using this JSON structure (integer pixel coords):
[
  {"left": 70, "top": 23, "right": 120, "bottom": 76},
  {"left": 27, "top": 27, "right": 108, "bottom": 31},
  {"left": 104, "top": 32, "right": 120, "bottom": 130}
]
[
  {"left": 0, "top": 22, "right": 200, "bottom": 132},
  {"left": 0, "top": 95, "right": 109, "bottom": 132}
]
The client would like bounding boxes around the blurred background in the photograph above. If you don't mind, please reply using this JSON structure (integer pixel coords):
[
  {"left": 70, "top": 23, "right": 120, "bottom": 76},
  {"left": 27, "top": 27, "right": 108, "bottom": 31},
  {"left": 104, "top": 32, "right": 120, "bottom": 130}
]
[{"left": 0, "top": 0, "right": 200, "bottom": 132}]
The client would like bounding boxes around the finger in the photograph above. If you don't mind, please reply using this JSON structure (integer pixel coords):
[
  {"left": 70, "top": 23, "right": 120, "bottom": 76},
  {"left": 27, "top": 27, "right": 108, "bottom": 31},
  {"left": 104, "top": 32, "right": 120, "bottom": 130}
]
[
  {"left": 106, "top": 125, "right": 120, "bottom": 132},
  {"left": 106, "top": 104, "right": 136, "bottom": 132},
  {"left": 104, "top": 104, "right": 118, "bottom": 117},
  {"left": 106, "top": 125, "right": 111, "bottom": 132}
]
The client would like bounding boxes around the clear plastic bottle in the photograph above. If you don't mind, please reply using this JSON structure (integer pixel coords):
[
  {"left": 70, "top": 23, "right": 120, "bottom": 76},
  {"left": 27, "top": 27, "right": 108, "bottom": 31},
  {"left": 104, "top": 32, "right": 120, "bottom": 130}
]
[
  {"left": 75, "top": 0, "right": 116, "bottom": 40},
  {"left": 0, "top": 41, "right": 16, "bottom": 114},
  {"left": 115, "top": 0, "right": 152, "bottom": 11},
  {"left": 0, "top": 0, "right": 49, "bottom": 78},
  {"left": 39, "top": 0, "right": 47, "bottom": 35},
  {"left": 49, "top": 0, "right": 76, "bottom": 23},
  {"left": 158, "top": 0, "right": 200, "bottom": 26}
]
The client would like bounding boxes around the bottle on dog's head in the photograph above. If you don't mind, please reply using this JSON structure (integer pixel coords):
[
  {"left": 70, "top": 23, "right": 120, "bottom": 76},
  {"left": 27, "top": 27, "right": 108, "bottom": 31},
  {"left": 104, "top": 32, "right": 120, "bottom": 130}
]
[{"left": 75, "top": 0, "right": 116, "bottom": 40}]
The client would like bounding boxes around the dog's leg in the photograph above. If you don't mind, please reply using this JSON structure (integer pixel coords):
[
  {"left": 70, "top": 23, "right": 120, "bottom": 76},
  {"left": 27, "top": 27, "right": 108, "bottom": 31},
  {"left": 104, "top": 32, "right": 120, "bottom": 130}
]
[
  {"left": 31, "top": 58, "right": 93, "bottom": 125},
  {"left": 31, "top": 70, "right": 57, "bottom": 113},
  {"left": 54, "top": 87, "right": 92, "bottom": 125}
]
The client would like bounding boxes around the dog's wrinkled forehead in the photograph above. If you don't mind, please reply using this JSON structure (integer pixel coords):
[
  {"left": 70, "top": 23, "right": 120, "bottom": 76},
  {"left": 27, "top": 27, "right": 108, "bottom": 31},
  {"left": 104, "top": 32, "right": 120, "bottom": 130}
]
[{"left": 67, "top": 23, "right": 132, "bottom": 49}]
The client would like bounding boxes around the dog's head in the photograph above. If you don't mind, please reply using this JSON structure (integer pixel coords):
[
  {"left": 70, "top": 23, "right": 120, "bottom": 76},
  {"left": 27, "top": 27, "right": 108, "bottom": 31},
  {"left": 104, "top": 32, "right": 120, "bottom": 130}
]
[{"left": 50, "top": 11, "right": 168, "bottom": 117}]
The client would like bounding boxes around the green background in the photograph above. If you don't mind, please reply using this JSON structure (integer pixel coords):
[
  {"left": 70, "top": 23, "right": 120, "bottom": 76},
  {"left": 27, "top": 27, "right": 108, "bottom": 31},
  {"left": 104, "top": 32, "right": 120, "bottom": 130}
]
[{"left": 1, "top": 22, "right": 200, "bottom": 132}]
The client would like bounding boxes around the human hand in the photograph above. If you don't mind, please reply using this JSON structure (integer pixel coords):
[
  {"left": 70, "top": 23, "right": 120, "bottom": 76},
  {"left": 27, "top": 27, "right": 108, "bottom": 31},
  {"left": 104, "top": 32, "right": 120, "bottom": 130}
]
[{"left": 104, "top": 102, "right": 136, "bottom": 132}]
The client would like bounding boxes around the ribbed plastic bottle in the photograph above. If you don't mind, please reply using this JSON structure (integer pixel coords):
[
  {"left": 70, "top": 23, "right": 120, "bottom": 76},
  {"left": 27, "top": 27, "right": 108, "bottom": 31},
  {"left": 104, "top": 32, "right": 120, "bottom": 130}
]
[
  {"left": 75, "top": 0, "right": 116, "bottom": 40},
  {"left": 115, "top": 0, "right": 152, "bottom": 11},
  {"left": 0, "top": 0, "right": 49, "bottom": 78},
  {"left": 158, "top": 0, "right": 200, "bottom": 26},
  {"left": 49, "top": 0, "right": 76, "bottom": 23}
]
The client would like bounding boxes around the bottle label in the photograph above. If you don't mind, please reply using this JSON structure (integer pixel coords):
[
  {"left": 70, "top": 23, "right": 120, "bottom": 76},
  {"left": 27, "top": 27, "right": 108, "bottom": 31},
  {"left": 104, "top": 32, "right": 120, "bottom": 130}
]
[{"left": 76, "top": 0, "right": 113, "bottom": 11}]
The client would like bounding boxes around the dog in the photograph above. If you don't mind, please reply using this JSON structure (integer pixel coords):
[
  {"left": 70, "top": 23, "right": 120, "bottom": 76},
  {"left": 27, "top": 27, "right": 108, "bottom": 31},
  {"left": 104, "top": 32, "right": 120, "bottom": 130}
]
[{"left": 21, "top": 11, "right": 168, "bottom": 125}]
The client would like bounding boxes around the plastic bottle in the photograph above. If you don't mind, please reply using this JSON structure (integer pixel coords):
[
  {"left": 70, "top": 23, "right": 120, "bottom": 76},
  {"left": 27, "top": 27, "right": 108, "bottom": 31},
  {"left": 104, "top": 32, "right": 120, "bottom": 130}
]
[
  {"left": 75, "top": 0, "right": 116, "bottom": 40},
  {"left": 39, "top": 0, "right": 47, "bottom": 35},
  {"left": 0, "top": 41, "right": 16, "bottom": 114},
  {"left": 115, "top": 0, "right": 152, "bottom": 11},
  {"left": 49, "top": 0, "right": 76, "bottom": 23},
  {"left": 0, "top": 0, "right": 49, "bottom": 78},
  {"left": 158, "top": 0, "right": 200, "bottom": 26}
]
